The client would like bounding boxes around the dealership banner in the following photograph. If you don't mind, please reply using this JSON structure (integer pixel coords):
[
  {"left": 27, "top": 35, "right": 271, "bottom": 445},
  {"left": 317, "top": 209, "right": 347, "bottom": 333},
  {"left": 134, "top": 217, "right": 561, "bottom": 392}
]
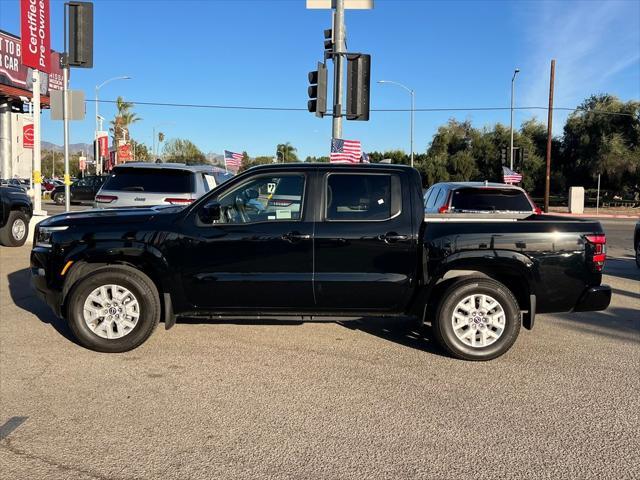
[
  {"left": 20, "top": 0, "right": 51, "bottom": 72},
  {"left": 0, "top": 30, "right": 63, "bottom": 97},
  {"left": 23, "top": 123, "right": 34, "bottom": 149},
  {"left": 97, "top": 133, "right": 109, "bottom": 158}
]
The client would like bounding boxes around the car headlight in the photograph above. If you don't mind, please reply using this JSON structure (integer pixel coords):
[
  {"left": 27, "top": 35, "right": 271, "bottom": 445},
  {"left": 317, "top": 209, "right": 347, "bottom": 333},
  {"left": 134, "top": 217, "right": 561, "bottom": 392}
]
[{"left": 35, "top": 226, "right": 69, "bottom": 248}]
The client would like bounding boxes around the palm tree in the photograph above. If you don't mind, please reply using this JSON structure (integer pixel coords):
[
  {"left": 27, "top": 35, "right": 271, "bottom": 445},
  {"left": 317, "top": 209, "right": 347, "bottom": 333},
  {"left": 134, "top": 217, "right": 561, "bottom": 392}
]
[
  {"left": 110, "top": 96, "right": 141, "bottom": 145},
  {"left": 276, "top": 142, "right": 298, "bottom": 163}
]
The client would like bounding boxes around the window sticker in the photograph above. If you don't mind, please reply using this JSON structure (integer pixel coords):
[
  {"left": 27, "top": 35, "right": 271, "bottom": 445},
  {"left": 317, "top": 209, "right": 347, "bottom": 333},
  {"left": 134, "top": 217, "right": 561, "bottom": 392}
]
[{"left": 276, "top": 209, "right": 292, "bottom": 219}]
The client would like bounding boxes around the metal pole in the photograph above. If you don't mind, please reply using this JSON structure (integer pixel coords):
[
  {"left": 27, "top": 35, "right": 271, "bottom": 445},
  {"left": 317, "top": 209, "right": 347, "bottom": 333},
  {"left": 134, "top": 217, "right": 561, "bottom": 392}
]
[
  {"left": 62, "top": 59, "right": 71, "bottom": 212},
  {"left": 596, "top": 173, "right": 601, "bottom": 216},
  {"left": 32, "top": 70, "right": 44, "bottom": 215},
  {"left": 95, "top": 86, "right": 99, "bottom": 175},
  {"left": 544, "top": 60, "right": 555, "bottom": 213},
  {"left": 332, "top": 0, "right": 345, "bottom": 139},
  {"left": 410, "top": 89, "right": 414, "bottom": 168},
  {"left": 509, "top": 69, "right": 519, "bottom": 170}
]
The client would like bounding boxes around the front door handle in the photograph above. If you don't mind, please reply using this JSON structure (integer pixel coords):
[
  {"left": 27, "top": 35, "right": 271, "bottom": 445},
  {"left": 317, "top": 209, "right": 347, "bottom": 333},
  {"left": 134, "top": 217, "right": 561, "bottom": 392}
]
[
  {"left": 282, "top": 231, "right": 311, "bottom": 243},
  {"left": 378, "top": 232, "right": 409, "bottom": 243}
]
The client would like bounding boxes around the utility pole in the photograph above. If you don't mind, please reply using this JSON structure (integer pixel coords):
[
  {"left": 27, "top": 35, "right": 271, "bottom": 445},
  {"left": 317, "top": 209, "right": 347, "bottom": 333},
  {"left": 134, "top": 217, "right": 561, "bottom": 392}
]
[
  {"left": 62, "top": 53, "right": 71, "bottom": 212},
  {"left": 331, "top": 0, "right": 346, "bottom": 139},
  {"left": 509, "top": 68, "right": 520, "bottom": 170},
  {"left": 544, "top": 59, "right": 555, "bottom": 213}
]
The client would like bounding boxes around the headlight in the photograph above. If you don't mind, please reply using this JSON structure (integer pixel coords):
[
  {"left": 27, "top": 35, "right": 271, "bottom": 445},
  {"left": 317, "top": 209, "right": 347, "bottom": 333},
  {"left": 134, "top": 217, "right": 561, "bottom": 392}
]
[{"left": 35, "top": 226, "right": 69, "bottom": 248}]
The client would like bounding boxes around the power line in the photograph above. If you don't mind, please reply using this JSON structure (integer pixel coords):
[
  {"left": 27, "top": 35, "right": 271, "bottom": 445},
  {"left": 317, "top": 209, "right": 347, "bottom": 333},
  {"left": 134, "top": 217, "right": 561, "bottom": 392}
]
[{"left": 88, "top": 99, "right": 638, "bottom": 118}]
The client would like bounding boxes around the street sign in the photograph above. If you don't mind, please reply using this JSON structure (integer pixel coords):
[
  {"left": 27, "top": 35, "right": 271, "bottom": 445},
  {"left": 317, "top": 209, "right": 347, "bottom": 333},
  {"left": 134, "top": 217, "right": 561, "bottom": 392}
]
[
  {"left": 20, "top": 0, "right": 51, "bottom": 72},
  {"left": 50, "top": 90, "right": 85, "bottom": 120},
  {"left": 306, "top": 0, "right": 373, "bottom": 8},
  {"left": 23, "top": 123, "right": 34, "bottom": 149}
]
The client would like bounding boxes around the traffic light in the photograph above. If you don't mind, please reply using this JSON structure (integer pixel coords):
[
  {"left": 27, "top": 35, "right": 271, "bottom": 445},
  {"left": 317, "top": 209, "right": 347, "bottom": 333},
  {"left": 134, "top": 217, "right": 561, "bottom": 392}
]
[
  {"left": 67, "top": 2, "right": 94, "bottom": 68},
  {"left": 158, "top": 132, "right": 165, "bottom": 143},
  {"left": 501, "top": 148, "right": 507, "bottom": 165},
  {"left": 324, "top": 29, "right": 334, "bottom": 60},
  {"left": 308, "top": 62, "right": 328, "bottom": 118},
  {"left": 346, "top": 53, "right": 371, "bottom": 121}
]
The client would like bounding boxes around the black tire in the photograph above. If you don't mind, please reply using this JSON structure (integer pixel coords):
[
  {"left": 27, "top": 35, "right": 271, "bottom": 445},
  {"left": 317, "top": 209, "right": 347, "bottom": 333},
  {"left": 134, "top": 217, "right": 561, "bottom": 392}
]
[
  {"left": 53, "top": 192, "right": 65, "bottom": 205},
  {"left": 66, "top": 267, "right": 160, "bottom": 352},
  {"left": 635, "top": 242, "right": 640, "bottom": 269},
  {"left": 431, "top": 277, "right": 521, "bottom": 361},
  {"left": 0, "top": 211, "right": 29, "bottom": 247}
]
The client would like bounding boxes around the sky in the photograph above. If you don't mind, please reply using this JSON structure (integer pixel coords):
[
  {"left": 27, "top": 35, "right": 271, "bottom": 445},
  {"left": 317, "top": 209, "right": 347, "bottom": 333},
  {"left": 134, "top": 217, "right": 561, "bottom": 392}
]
[{"left": 1, "top": 0, "right": 638, "bottom": 159}]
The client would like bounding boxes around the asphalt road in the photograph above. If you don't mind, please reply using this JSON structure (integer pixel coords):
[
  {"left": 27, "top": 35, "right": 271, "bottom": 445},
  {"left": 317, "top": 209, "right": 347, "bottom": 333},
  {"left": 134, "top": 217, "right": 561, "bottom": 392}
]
[{"left": 0, "top": 219, "right": 638, "bottom": 479}]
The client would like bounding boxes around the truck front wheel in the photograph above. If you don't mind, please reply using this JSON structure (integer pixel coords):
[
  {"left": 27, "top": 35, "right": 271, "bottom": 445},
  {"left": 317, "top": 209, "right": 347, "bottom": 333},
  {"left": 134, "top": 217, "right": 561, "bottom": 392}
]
[
  {"left": 66, "top": 267, "right": 161, "bottom": 352},
  {"left": 432, "top": 278, "right": 521, "bottom": 361}
]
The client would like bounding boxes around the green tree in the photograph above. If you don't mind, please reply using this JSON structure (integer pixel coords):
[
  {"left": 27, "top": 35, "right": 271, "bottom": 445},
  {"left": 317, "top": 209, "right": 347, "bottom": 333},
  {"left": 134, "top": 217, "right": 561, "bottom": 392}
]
[
  {"left": 162, "top": 139, "right": 206, "bottom": 164},
  {"left": 110, "top": 96, "right": 142, "bottom": 149},
  {"left": 130, "top": 140, "right": 151, "bottom": 161}
]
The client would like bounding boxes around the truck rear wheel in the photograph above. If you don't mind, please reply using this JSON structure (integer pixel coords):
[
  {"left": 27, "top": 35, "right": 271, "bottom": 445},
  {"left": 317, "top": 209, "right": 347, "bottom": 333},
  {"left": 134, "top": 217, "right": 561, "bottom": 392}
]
[
  {"left": 431, "top": 278, "right": 521, "bottom": 361},
  {"left": 66, "top": 267, "right": 160, "bottom": 352},
  {"left": 0, "top": 211, "right": 29, "bottom": 247}
]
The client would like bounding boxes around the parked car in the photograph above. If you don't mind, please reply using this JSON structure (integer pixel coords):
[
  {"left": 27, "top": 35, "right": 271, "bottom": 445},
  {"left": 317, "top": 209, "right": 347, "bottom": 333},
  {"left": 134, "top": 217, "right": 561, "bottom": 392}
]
[
  {"left": 424, "top": 182, "right": 541, "bottom": 215},
  {"left": 31, "top": 163, "right": 611, "bottom": 360},
  {"left": 1, "top": 185, "right": 33, "bottom": 247},
  {"left": 1, "top": 178, "right": 28, "bottom": 192},
  {"left": 51, "top": 176, "right": 108, "bottom": 205},
  {"left": 635, "top": 221, "right": 639, "bottom": 268},
  {"left": 94, "top": 163, "right": 233, "bottom": 208}
]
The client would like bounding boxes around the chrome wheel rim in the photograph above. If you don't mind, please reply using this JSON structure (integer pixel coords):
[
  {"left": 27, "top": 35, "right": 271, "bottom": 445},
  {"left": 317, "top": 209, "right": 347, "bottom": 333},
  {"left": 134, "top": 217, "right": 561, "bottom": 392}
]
[
  {"left": 451, "top": 294, "right": 506, "bottom": 348},
  {"left": 12, "top": 218, "right": 26, "bottom": 241},
  {"left": 83, "top": 284, "right": 140, "bottom": 339}
]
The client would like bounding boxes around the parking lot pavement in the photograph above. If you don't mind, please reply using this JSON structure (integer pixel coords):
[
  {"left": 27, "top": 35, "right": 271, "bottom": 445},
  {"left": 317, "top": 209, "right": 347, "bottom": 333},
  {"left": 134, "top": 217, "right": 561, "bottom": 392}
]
[{"left": 1, "top": 225, "right": 638, "bottom": 480}]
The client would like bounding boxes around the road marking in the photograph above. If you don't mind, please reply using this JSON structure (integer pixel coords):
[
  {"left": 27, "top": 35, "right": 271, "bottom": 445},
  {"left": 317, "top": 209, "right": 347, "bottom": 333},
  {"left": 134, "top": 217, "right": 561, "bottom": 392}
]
[{"left": 0, "top": 416, "right": 28, "bottom": 440}]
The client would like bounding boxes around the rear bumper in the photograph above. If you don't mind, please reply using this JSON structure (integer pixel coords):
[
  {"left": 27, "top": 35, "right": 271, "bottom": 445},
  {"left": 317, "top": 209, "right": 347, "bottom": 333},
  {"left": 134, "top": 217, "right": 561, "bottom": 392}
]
[{"left": 573, "top": 285, "right": 611, "bottom": 312}]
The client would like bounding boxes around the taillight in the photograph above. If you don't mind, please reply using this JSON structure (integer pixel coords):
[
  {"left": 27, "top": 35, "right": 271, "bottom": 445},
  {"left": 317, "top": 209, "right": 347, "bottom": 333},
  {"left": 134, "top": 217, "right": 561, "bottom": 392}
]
[
  {"left": 534, "top": 207, "right": 542, "bottom": 215},
  {"left": 585, "top": 234, "right": 606, "bottom": 271},
  {"left": 96, "top": 195, "right": 117, "bottom": 204},
  {"left": 438, "top": 191, "right": 452, "bottom": 213},
  {"left": 164, "top": 198, "right": 194, "bottom": 205}
]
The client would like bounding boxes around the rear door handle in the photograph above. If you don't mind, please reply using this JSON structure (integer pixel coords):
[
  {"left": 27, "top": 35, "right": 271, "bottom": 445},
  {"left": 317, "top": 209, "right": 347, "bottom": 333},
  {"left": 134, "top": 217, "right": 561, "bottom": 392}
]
[
  {"left": 378, "top": 232, "right": 409, "bottom": 243},
  {"left": 282, "top": 231, "right": 311, "bottom": 243}
]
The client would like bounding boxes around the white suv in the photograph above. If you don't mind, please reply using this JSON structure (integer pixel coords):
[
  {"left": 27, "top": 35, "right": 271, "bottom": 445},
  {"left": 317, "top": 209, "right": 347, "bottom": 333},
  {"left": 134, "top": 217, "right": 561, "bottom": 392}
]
[{"left": 95, "top": 163, "right": 233, "bottom": 208}]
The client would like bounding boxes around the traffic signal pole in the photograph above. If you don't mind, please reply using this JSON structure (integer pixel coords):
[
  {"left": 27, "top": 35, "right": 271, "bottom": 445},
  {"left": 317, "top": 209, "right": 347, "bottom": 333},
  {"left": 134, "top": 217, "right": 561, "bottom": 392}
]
[
  {"left": 544, "top": 59, "right": 555, "bottom": 213},
  {"left": 331, "top": 0, "right": 346, "bottom": 139}
]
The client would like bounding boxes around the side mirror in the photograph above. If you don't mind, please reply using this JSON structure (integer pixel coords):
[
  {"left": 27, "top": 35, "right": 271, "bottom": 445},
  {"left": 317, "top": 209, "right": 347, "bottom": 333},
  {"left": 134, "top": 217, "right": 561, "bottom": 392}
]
[{"left": 199, "top": 201, "right": 221, "bottom": 224}]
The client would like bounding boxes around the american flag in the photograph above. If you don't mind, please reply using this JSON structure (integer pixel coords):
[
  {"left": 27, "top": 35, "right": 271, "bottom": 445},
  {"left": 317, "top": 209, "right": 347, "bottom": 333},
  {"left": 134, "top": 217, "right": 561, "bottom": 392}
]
[
  {"left": 330, "top": 138, "right": 362, "bottom": 164},
  {"left": 224, "top": 150, "right": 243, "bottom": 172},
  {"left": 503, "top": 166, "right": 523, "bottom": 183}
]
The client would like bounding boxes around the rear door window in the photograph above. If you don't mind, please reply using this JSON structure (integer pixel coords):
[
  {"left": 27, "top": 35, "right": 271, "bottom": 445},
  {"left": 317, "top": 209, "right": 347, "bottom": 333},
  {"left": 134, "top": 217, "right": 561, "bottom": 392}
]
[
  {"left": 451, "top": 188, "right": 533, "bottom": 212},
  {"left": 326, "top": 173, "right": 400, "bottom": 221},
  {"left": 102, "top": 168, "right": 194, "bottom": 194}
]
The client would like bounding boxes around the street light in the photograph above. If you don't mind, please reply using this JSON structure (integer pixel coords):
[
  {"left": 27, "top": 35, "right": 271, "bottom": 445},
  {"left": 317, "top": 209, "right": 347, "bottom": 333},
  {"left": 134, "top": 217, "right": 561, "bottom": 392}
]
[
  {"left": 509, "top": 68, "right": 520, "bottom": 171},
  {"left": 378, "top": 80, "right": 415, "bottom": 168},
  {"left": 95, "top": 76, "right": 131, "bottom": 174}
]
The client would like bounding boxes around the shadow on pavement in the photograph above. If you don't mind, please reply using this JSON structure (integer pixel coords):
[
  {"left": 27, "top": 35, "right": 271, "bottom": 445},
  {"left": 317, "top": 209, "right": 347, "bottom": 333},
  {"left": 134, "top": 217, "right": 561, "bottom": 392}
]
[
  {"left": 338, "top": 317, "right": 445, "bottom": 356},
  {"left": 603, "top": 257, "right": 640, "bottom": 282},
  {"left": 553, "top": 307, "right": 640, "bottom": 343},
  {"left": 7, "top": 267, "right": 77, "bottom": 345}
]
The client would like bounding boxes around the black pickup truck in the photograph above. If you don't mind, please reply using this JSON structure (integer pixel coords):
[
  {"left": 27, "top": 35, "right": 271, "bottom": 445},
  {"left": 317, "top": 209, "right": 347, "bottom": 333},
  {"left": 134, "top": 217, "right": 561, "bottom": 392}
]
[
  {"left": 31, "top": 164, "right": 611, "bottom": 360},
  {"left": 1, "top": 185, "right": 33, "bottom": 247}
]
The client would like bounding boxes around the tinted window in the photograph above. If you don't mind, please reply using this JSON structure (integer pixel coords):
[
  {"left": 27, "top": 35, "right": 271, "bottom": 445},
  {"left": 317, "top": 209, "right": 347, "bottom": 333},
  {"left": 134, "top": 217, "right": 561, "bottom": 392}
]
[
  {"left": 431, "top": 187, "right": 445, "bottom": 209},
  {"left": 326, "top": 174, "right": 396, "bottom": 221},
  {"left": 102, "top": 168, "right": 194, "bottom": 193},
  {"left": 216, "top": 174, "right": 305, "bottom": 224},
  {"left": 424, "top": 187, "right": 435, "bottom": 209},
  {"left": 451, "top": 188, "right": 533, "bottom": 212}
]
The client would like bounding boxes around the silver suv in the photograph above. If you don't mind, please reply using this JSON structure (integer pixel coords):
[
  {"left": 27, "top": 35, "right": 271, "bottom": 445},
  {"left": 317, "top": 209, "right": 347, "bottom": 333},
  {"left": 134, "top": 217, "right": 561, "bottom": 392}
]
[{"left": 95, "top": 163, "right": 233, "bottom": 208}]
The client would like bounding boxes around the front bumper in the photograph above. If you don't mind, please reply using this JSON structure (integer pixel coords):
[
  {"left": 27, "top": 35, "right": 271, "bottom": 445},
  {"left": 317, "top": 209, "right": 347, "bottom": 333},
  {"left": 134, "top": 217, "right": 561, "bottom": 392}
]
[
  {"left": 30, "top": 249, "right": 64, "bottom": 317},
  {"left": 573, "top": 285, "right": 612, "bottom": 312}
]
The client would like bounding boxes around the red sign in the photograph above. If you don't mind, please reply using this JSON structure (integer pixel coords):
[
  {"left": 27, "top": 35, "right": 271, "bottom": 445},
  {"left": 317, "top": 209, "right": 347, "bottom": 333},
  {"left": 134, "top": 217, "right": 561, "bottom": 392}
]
[
  {"left": 0, "top": 30, "right": 62, "bottom": 98},
  {"left": 98, "top": 135, "right": 109, "bottom": 157},
  {"left": 20, "top": 0, "right": 51, "bottom": 73},
  {"left": 118, "top": 144, "right": 132, "bottom": 162},
  {"left": 23, "top": 123, "right": 34, "bottom": 149},
  {"left": 79, "top": 158, "right": 86, "bottom": 171}
]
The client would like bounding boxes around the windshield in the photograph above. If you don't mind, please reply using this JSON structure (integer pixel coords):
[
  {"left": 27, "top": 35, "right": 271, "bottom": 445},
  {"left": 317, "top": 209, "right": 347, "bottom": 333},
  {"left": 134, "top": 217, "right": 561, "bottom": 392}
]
[
  {"left": 451, "top": 188, "right": 533, "bottom": 212},
  {"left": 102, "top": 168, "right": 194, "bottom": 193}
]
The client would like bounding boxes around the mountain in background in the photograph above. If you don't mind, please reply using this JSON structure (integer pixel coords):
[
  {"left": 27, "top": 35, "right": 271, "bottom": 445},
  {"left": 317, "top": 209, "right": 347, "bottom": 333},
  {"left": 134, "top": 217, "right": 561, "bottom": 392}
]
[{"left": 42, "top": 141, "right": 94, "bottom": 160}]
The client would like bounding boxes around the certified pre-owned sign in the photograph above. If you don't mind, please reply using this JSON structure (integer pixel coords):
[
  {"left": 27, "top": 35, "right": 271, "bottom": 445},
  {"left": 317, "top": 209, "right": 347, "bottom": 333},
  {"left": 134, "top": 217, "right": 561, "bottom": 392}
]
[{"left": 20, "top": 0, "right": 51, "bottom": 73}]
